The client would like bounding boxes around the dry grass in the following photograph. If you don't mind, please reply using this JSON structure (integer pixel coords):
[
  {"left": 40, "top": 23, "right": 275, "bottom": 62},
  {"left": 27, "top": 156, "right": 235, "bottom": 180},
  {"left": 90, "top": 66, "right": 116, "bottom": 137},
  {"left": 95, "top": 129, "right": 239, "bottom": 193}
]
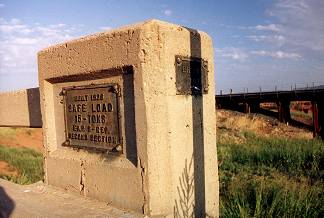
[{"left": 217, "top": 110, "right": 313, "bottom": 142}]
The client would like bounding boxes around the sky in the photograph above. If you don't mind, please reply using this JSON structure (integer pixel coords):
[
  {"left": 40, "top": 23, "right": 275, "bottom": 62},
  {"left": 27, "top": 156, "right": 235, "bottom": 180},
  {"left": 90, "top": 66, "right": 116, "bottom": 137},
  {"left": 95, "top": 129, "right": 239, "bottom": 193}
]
[{"left": 0, "top": 0, "right": 323, "bottom": 94}]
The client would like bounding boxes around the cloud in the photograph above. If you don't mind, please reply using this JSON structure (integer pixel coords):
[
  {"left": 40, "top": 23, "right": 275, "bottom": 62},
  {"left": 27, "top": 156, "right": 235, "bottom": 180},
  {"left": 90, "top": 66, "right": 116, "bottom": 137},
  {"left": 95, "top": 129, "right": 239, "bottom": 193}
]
[
  {"left": 0, "top": 3, "right": 4, "bottom": 8},
  {"left": 218, "top": 0, "right": 324, "bottom": 92},
  {"left": 0, "top": 18, "right": 32, "bottom": 34},
  {"left": 268, "top": 0, "right": 324, "bottom": 51},
  {"left": 270, "top": 0, "right": 310, "bottom": 15},
  {"left": 49, "top": 23, "right": 66, "bottom": 28},
  {"left": 247, "top": 1, "right": 324, "bottom": 52},
  {"left": 163, "top": 9, "right": 172, "bottom": 16},
  {"left": 0, "top": 17, "right": 83, "bottom": 81},
  {"left": 254, "top": 24, "right": 280, "bottom": 32},
  {"left": 252, "top": 50, "right": 301, "bottom": 59},
  {"left": 217, "top": 47, "right": 249, "bottom": 61},
  {"left": 99, "top": 26, "right": 112, "bottom": 31},
  {"left": 247, "top": 34, "right": 286, "bottom": 45}
]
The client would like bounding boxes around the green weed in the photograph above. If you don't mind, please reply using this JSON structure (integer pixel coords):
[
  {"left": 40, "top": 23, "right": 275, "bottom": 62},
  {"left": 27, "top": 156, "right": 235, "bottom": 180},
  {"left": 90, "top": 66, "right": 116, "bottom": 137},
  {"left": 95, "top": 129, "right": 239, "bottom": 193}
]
[
  {"left": 0, "top": 145, "right": 43, "bottom": 184},
  {"left": 218, "top": 132, "right": 324, "bottom": 217},
  {"left": 220, "top": 179, "right": 324, "bottom": 218}
]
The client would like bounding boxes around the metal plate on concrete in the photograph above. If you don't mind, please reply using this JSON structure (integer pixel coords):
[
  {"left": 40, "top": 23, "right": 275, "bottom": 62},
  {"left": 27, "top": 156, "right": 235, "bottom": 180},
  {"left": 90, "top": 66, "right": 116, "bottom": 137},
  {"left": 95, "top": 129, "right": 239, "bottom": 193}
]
[
  {"left": 61, "top": 84, "right": 121, "bottom": 152},
  {"left": 175, "top": 55, "right": 208, "bottom": 95}
]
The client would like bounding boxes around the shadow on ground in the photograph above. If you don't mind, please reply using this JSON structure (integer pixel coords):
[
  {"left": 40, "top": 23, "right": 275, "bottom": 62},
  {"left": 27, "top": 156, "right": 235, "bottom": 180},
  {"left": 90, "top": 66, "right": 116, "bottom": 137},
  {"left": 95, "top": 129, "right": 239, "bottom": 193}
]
[{"left": 0, "top": 186, "right": 15, "bottom": 218}]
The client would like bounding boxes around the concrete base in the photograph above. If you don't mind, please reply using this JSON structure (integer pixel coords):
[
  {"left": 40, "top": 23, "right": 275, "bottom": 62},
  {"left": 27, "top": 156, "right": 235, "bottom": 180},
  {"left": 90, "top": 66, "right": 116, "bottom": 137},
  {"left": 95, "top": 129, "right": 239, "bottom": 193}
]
[
  {"left": 38, "top": 19, "right": 219, "bottom": 217},
  {"left": 0, "top": 179, "right": 142, "bottom": 218}
]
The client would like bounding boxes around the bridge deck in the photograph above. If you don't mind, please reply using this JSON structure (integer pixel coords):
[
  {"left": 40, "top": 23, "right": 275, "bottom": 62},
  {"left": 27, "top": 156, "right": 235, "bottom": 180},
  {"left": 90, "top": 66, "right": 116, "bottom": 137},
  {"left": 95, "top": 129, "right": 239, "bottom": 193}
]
[
  {"left": 216, "top": 88, "right": 324, "bottom": 103},
  {"left": 216, "top": 88, "right": 324, "bottom": 139}
]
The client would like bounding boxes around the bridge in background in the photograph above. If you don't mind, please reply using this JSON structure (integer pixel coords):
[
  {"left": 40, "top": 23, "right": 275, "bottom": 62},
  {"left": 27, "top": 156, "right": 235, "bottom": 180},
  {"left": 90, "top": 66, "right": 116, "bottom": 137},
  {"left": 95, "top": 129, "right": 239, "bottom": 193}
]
[{"left": 216, "top": 87, "right": 324, "bottom": 139}]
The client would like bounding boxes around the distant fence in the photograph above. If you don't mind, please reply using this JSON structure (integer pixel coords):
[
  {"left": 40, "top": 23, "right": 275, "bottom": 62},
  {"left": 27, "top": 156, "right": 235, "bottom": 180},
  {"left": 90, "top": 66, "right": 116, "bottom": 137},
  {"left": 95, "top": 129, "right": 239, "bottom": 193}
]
[{"left": 218, "top": 82, "right": 324, "bottom": 95}]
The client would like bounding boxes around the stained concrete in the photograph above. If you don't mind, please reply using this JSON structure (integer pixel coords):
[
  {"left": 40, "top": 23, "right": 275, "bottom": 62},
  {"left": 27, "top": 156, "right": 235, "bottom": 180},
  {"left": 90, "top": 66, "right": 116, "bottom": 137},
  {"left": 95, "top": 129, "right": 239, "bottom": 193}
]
[
  {"left": 0, "top": 179, "right": 142, "bottom": 218},
  {"left": 38, "top": 19, "right": 219, "bottom": 217}
]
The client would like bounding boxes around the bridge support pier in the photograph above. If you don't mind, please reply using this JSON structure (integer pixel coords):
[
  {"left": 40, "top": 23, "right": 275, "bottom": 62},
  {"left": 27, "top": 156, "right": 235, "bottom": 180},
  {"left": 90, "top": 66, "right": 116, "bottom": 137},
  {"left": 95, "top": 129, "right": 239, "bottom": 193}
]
[
  {"left": 320, "top": 102, "right": 324, "bottom": 139},
  {"left": 277, "top": 101, "right": 291, "bottom": 123},
  {"left": 312, "top": 101, "right": 324, "bottom": 139},
  {"left": 243, "top": 102, "right": 260, "bottom": 114},
  {"left": 243, "top": 102, "right": 250, "bottom": 113},
  {"left": 250, "top": 103, "right": 260, "bottom": 113}
]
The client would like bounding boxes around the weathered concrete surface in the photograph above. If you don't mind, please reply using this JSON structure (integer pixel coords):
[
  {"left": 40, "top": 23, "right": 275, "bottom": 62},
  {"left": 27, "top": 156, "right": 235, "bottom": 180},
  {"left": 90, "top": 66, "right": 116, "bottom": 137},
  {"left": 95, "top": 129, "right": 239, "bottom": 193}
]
[
  {"left": 0, "top": 179, "right": 142, "bottom": 218},
  {"left": 38, "top": 19, "right": 219, "bottom": 217},
  {"left": 0, "top": 88, "right": 42, "bottom": 127}
]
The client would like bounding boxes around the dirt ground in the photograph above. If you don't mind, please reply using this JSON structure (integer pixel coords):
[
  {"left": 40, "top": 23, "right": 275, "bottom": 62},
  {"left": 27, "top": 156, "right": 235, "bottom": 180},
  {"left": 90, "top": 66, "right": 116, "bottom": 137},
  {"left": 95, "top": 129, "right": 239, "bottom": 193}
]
[
  {"left": 216, "top": 109, "right": 313, "bottom": 144},
  {"left": 0, "top": 127, "right": 43, "bottom": 178},
  {"left": 0, "top": 127, "right": 43, "bottom": 152},
  {"left": 0, "top": 161, "right": 18, "bottom": 177}
]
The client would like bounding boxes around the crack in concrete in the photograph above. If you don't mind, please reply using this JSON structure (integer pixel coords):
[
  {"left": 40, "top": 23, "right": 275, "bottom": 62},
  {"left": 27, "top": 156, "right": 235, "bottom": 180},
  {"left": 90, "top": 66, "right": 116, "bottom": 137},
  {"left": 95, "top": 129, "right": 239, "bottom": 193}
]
[
  {"left": 80, "top": 161, "right": 85, "bottom": 195},
  {"left": 139, "top": 158, "right": 147, "bottom": 214}
]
